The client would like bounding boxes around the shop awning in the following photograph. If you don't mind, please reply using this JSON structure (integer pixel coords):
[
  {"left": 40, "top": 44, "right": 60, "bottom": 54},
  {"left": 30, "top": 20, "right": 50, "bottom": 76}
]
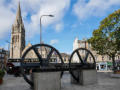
[{"left": 107, "top": 62, "right": 112, "bottom": 66}]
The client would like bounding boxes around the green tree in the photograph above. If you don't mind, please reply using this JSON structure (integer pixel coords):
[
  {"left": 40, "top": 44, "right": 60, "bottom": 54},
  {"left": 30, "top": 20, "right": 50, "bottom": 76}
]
[{"left": 88, "top": 9, "right": 120, "bottom": 71}]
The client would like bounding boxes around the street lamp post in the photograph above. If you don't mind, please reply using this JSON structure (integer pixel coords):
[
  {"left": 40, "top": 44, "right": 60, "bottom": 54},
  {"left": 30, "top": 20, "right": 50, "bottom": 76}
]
[{"left": 40, "top": 15, "right": 54, "bottom": 44}]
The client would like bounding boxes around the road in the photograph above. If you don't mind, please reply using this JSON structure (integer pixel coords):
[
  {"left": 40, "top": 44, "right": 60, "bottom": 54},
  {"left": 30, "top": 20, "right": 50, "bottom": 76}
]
[{"left": 0, "top": 72, "right": 120, "bottom": 90}]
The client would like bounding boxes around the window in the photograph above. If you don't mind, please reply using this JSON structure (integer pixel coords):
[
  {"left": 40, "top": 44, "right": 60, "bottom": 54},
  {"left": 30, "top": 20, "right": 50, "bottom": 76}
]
[
  {"left": 12, "top": 37, "right": 14, "bottom": 43},
  {"left": 95, "top": 55, "right": 97, "bottom": 60},
  {"left": 88, "top": 44, "right": 91, "bottom": 49},
  {"left": 100, "top": 64, "right": 106, "bottom": 70},
  {"left": 102, "top": 56, "right": 104, "bottom": 61},
  {"left": 109, "top": 56, "right": 111, "bottom": 60},
  {"left": 89, "top": 57, "right": 91, "bottom": 62}
]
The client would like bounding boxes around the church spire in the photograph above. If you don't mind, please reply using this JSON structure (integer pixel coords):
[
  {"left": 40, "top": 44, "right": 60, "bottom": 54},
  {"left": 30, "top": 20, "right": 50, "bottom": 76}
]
[
  {"left": 14, "top": 2, "right": 23, "bottom": 25},
  {"left": 16, "top": 2, "right": 21, "bottom": 20},
  {"left": 10, "top": 2, "right": 25, "bottom": 58}
]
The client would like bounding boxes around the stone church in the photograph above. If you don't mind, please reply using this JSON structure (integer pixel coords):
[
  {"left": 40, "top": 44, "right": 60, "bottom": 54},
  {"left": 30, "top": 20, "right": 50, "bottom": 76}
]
[
  {"left": 10, "top": 3, "right": 49, "bottom": 60},
  {"left": 9, "top": 3, "right": 70, "bottom": 63},
  {"left": 10, "top": 2, "right": 25, "bottom": 59}
]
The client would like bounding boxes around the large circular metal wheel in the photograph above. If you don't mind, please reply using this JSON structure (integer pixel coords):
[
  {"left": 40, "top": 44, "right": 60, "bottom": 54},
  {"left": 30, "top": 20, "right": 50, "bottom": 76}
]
[
  {"left": 21, "top": 44, "right": 64, "bottom": 87},
  {"left": 69, "top": 48, "right": 96, "bottom": 82}
]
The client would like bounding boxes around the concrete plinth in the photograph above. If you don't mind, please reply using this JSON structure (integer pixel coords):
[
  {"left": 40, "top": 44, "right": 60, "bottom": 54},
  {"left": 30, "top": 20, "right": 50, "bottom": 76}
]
[
  {"left": 33, "top": 72, "right": 61, "bottom": 90},
  {"left": 71, "top": 69, "right": 97, "bottom": 85}
]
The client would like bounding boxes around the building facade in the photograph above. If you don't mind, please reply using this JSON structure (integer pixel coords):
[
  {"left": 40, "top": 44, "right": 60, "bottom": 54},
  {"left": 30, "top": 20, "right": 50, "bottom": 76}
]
[
  {"left": 61, "top": 53, "right": 70, "bottom": 63},
  {"left": 73, "top": 37, "right": 120, "bottom": 71},
  {"left": 0, "top": 48, "right": 8, "bottom": 69}
]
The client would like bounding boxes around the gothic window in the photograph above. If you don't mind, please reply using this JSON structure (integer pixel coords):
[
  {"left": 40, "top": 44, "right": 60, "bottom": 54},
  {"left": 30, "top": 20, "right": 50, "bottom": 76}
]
[
  {"left": 15, "top": 36, "right": 16, "bottom": 42},
  {"left": 14, "top": 35, "right": 17, "bottom": 43},
  {"left": 18, "top": 35, "right": 19, "bottom": 42},
  {"left": 12, "top": 29, "right": 14, "bottom": 33},
  {"left": 17, "top": 20, "right": 19, "bottom": 26},
  {"left": 102, "top": 56, "right": 104, "bottom": 61},
  {"left": 16, "top": 35, "right": 18, "bottom": 42},
  {"left": 17, "top": 35, "right": 18, "bottom": 42},
  {"left": 12, "top": 37, "right": 14, "bottom": 44},
  {"left": 15, "top": 36, "right": 16, "bottom": 43},
  {"left": 14, "top": 28, "right": 16, "bottom": 33},
  {"left": 14, "top": 36, "right": 15, "bottom": 43}
]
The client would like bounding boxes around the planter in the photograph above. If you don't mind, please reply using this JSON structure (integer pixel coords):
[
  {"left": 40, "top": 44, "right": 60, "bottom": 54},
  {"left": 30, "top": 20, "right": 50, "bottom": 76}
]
[
  {"left": 0, "top": 78, "right": 3, "bottom": 84},
  {"left": 0, "top": 69, "right": 5, "bottom": 84},
  {"left": 114, "top": 70, "right": 120, "bottom": 74}
]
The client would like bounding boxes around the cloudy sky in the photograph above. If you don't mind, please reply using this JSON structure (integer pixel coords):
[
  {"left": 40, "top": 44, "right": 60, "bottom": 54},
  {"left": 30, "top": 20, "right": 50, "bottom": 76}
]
[{"left": 0, "top": 0, "right": 120, "bottom": 53}]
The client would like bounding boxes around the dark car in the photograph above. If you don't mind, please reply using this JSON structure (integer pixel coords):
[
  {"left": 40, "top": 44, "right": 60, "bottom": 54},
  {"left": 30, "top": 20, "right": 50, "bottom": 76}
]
[{"left": 6, "top": 63, "right": 21, "bottom": 76}]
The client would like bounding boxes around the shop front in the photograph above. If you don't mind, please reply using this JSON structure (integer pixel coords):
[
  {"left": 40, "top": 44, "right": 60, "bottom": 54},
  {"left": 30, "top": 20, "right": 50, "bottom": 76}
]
[
  {"left": 96, "top": 62, "right": 112, "bottom": 71},
  {"left": 107, "top": 62, "right": 113, "bottom": 70}
]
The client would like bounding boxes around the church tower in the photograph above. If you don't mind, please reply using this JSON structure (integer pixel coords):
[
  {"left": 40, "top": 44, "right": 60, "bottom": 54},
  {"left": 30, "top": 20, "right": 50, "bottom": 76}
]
[{"left": 10, "top": 2, "right": 25, "bottom": 58}]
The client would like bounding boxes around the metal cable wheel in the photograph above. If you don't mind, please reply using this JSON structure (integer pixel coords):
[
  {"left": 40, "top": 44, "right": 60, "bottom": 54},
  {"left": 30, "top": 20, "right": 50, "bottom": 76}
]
[
  {"left": 69, "top": 48, "right": 96, "bottom": 82},
  {"left": 21, "top": 44, "right": 64, "bottom": 87}
]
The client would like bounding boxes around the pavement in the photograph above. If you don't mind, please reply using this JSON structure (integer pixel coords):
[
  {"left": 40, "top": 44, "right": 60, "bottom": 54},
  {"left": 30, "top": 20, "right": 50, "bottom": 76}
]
[{"left": 0, "top": 72, "right": 120, "bottom": 90}]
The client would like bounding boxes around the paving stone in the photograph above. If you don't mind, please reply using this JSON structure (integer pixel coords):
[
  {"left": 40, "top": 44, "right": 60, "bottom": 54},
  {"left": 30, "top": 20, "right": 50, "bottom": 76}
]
[{"left": 0, "top": 72, "right": 120, "bottom": 90}]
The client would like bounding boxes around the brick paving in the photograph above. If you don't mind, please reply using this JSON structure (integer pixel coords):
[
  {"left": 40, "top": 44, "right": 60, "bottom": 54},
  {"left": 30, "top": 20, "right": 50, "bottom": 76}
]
[{"left": 0, "top": 72, "right": 120, "bottom": 90}]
